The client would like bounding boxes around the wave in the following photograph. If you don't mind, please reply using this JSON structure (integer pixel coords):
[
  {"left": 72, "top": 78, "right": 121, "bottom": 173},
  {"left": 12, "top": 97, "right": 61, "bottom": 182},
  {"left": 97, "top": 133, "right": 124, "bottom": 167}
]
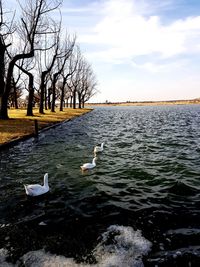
[
  {"left": 167, "top": 181, "right": 198, "bottom": 196},
  {"left": 0, "top": 225, "right": 151, "bottom": 267}
]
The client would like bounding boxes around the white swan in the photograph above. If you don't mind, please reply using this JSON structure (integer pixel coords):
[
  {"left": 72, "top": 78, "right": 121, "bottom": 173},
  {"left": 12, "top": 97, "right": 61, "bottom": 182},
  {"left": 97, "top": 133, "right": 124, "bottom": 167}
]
[
  {"left": 94, "top": 142, "right": 104, "bottom": 154},
  {"left": 24, "top": 173, "right": 49, "bottom": 196},
  {"left": 81, "top": 157, "right": 97, "bottom": 171}
]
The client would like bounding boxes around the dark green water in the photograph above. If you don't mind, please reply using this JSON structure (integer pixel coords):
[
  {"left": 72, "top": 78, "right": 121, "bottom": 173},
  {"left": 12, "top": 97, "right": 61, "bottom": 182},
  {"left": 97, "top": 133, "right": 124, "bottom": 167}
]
[{"left": 0, "top": 105, "right": 200, "bottom": 266}]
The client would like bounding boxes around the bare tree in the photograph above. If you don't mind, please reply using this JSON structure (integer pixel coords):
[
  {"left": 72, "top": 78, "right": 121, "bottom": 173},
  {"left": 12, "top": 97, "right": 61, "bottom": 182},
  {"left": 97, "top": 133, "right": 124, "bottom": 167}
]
[
  {"left": 37, "top": 23, "right": 61, "bottom": 114},
  {"left": 0, "top": 0, "right": 99, "bottom": 119},
  {"left": 8, "top": 79, "right": 23, "bottom": 108},
  {"left": 64, "top": 86, "right": 72, "bottom": 108},
  {"left": 0, "top": 0, "right": 62, "bottom": 119},
  {"left": 26, "top": 70, "right": 34, "bottom": 115},
  {"left": 0, "top": 0, "right": 14, "bottom": 114},
  {"left": 66, "top": 46, "right": 84, "bottom": 109},
  {"left": 81, "top": 76, "right": 98, "bottom": 108},
  {"left": 10, "top": 67, "right": 23, "bottom": 109},
  {"left": 77, "top": 60, "right": 98, "bottom": 108},
  {"left": 77, "top": 60, "right": 90, "bottom": 108},
  {"left": 15, "top": 58, "right": 36, "bottom": 115},
  {"left": 59, "top": 51, "right": 77, "bottom": 111},
  {"left": 50, "top": 32, "right": 76, "bottom": 112}
]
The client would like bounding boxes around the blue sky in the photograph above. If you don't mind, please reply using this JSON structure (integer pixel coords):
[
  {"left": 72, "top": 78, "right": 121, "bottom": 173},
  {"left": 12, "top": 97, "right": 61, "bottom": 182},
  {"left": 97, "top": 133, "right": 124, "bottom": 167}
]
[
  {"left": 60, "top": 0, "right": 200, "bottom": 102},
  {"left": 7, "top": 0, "right": 200, "bottom": 102}
]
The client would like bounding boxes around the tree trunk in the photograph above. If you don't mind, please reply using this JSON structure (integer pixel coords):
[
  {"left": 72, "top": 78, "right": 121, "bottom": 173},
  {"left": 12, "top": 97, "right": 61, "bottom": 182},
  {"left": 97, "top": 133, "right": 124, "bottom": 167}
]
[
  {"left": 0, "top": 50, "right": 34, "bottom": 119},
  {"left": 78, "top": 92, "right": 81, "bottom": 108},
  {"left": 73, "top": 90, "right": 76, "bottom": 109},
  {"left": 82, "top": 97, "right": 85, "bottom": 108},
  {"left": 51, "top": 76, "right": 56, "bottom": 112},
  {"left": 70, "top": 96, "right": 73, "bottom": 108},
  {"left": 14, "top": 88, "right": 18, "bottom": 108},
  {"left": 0, "top": 60, "right": 15, "bottom": 119},
  {"left": 0, "top": 92, "right": 9, "bottom": 119},
  {"left": 0, "top": 42, "right": 6, "bottom": 115},
  {"left": 60, "top": 87, "right": 64, "bottom": 111},
  {"left": 47, "top": 88, "right": 51, "bottom": 109},
  {"left": 60, "top": 76, "right": 68, "bottom": 111},
  {"left": 39, "top": 71, "right": 46, "bottom": 114},
  {"left": 13, "top": 79, "right": 18, "bottom": 109},
  {"left": 44, "top": 85, "right": 48, "bottom": 110},
  {"left": 26, "top": 73, "right": 34, "bottom": 116}
]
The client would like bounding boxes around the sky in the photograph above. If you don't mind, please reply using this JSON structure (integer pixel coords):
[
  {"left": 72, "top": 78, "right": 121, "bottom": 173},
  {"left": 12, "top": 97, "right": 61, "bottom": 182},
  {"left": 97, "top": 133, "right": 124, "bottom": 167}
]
[
  {"left": 6, "top": 0, "right": 200, "bottom": 103},
  {"left": 60, "top": 0, "right": 200, "bottom": 102}
]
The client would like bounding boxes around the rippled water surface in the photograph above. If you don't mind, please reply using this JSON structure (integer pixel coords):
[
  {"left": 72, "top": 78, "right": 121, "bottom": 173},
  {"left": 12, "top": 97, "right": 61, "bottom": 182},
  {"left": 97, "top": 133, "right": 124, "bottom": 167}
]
[{"left": 1, "top": 105, "right": 200, "bottom": 266}]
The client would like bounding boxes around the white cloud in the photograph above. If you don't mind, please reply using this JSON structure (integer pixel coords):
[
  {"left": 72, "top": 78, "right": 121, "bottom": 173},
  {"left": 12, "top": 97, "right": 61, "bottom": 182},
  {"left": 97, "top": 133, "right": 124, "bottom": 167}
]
[
  {"left": 79, "top": 0, "right": 200, "bottom": 63},
  {"left": 131, "top": 60, "right": 187, "bottom": 73},
  {"left": 61, "top": 7, "right": 94, "bottom": 13},
  {"left": 61, "top": 0, "right": 200, "bottom": 101}
]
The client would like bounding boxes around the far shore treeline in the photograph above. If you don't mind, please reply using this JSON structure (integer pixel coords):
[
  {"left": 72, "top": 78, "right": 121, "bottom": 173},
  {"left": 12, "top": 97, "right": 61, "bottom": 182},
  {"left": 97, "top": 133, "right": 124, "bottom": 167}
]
[
  {"left": 0, "top": 0, "right": 98, "bottom": 120},
  {"left": 88, "top": 98, "right": 200, "bottom": 106}
]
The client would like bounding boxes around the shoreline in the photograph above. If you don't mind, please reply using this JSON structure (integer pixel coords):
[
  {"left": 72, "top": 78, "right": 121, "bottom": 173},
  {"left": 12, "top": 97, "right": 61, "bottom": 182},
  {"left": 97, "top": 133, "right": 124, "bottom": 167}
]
[
  {"left": 88, "top": 99, "right": 200, "bottom": 106},
  {"left": 0, "top": 108, "right": 92, "bottom": 150},
  {"left": 1, "top": 100, "right": 200, "bottom": 149}
]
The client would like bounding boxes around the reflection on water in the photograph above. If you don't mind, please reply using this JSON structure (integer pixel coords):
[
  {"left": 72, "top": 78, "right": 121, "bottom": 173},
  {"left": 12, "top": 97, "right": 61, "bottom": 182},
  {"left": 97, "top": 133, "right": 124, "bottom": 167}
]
[{"left": 1, "top": 105, "right": 200, "bottom": 266}]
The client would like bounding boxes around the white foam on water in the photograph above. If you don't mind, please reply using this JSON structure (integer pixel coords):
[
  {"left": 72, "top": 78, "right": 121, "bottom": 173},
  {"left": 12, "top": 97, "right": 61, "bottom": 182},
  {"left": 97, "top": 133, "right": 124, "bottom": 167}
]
[
  {"left": 0, "top": 248, "right": 16, "bottom": 267},
  {"left": 92, "top": 225, "right": 152, "bottom": 267},
  {"left": 1, "top": 225, "right": 152, "bottom": 267}
]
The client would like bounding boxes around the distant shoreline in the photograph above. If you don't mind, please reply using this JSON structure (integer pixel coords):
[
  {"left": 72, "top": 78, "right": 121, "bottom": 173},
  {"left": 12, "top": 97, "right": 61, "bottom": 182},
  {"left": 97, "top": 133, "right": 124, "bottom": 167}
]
[{"left": 88, "top": 99, "right": 200, "bottom": 106}]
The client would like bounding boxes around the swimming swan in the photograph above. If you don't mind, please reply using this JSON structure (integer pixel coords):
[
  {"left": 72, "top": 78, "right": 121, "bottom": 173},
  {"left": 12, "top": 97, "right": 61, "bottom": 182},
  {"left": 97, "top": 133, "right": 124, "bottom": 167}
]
[
  {"left": 81, "top": 157, "right": 96, "bottom": 171},
  {"left": 94, "top": 142, "right": 104, "bottom": 154},
  {"left": 24, "top": 173, "right": 49, "bottom": 196}
]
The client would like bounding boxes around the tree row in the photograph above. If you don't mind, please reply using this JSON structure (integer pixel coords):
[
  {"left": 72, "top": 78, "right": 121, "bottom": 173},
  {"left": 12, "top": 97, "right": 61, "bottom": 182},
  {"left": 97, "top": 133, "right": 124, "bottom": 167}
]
[{"left": 0, "top": 0, "right": 98, "bottom": 119}]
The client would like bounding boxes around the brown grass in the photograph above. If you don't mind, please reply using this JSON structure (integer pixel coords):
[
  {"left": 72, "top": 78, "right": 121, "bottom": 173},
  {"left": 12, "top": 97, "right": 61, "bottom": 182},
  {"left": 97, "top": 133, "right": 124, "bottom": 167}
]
[{"left": 0, "top": 108, "right": 92, "bottom": 145}]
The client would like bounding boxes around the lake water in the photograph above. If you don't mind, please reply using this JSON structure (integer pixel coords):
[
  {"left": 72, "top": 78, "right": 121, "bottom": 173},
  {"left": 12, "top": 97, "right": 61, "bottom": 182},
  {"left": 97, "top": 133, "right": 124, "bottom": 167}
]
[{"left": 0, "top": 105, "right": 200, "bottom": 266}]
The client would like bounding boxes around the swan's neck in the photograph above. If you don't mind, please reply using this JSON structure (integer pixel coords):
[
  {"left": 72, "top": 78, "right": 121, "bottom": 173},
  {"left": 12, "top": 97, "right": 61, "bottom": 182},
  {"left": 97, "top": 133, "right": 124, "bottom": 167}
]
[
  {"left": 44, "top": 174, "right": 48, "bottom": 187},
  {"left": 101, "top": 143, "right": 104, "bottom": 148},
  {"left": 92, "top": 158, "right": 96, "bottom": 165}
]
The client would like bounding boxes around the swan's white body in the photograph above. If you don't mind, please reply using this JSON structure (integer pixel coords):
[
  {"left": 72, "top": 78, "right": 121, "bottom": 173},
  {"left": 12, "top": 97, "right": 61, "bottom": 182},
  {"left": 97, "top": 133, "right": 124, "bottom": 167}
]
[
  {"left": 94, "top": 142, "right": 104, "bottom": 154},
  {"left": 24, "top": 173, "right": 49, "bottom": 196},
  {"left": 81, "top": 158, "right": 96, "bottom": 171}
]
